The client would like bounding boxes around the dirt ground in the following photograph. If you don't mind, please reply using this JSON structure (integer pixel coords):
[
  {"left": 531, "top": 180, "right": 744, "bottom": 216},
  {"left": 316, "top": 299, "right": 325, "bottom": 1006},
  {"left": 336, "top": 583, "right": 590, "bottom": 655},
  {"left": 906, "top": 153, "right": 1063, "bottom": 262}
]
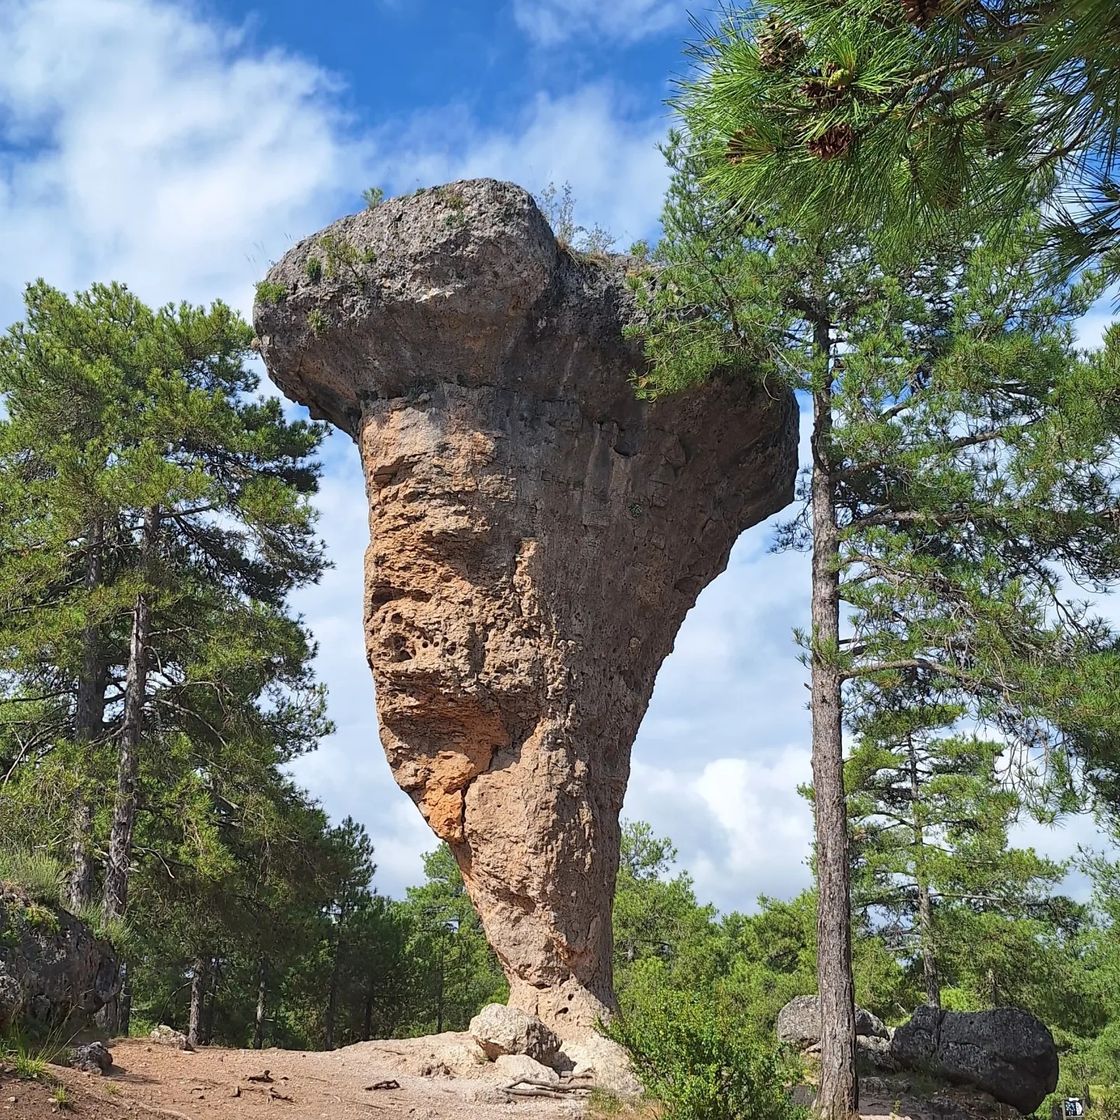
[
  {"left": 2, "top": 1036, "right": 595, "bottom": 1120},
  {"left": 0, "top": 1038, "right": 1022, "bottom": 1120}
]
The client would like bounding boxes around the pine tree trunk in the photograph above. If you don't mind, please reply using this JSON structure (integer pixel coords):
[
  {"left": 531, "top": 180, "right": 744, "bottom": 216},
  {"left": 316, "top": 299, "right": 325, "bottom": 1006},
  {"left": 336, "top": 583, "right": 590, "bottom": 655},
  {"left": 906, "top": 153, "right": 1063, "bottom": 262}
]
[
  {"left": 325, "top": 919, "right": 344, "bottom": 1051},
  {"left": 102, "top": 506, "right": 160, "bottom": 921},
  {"left": 203, "top": 959, "right": 218, "bottom": 1044},
  {"left": 435, "top": 935, "right": 446, "bottom": 1034},
  {"left": 188, "top": 958, "right": 208, "bottom": 1048},
  {"left": 69, "top": 518, "right": 106, "bottom": 912},
  {"left": 361, "top": 977, "right": 374, "bottom": 1041},
  {"left": 809, "top": 359, "right": 858, "bottom": 1120},
  {"left": 119, "top": 966, "right": 132, "bottom": 1037},
  {"left": 253, "top": 958, "right": 268, "bottom": 1050},
  {"left": 908, "top": 736, "right": 941, "bottom": 1008}
]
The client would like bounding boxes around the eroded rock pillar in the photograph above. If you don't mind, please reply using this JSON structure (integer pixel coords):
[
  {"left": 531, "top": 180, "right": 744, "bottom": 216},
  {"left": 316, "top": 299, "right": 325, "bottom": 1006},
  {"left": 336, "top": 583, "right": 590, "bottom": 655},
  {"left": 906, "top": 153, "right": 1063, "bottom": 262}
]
[{"left": 254, "top": 178, "right": 798, "bottom": 1035}]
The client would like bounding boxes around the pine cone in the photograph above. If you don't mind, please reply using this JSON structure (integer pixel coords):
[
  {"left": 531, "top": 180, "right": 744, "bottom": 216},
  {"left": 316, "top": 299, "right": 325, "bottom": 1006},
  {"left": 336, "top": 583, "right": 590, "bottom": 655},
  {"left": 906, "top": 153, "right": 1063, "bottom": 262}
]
[
  {"left": 800, "top": 63, "right": 848, "bottom": 108},
  {"left": 901, "top": 0, "right": 941, "bottom": 26},
  {"left": 757, "top": 14, "right": 805, "bottom": 70},
  {"left": 800, "top": 78, "right": 842, "bottom": 109},
  {"left": 807, "top": 123, "right": 855, "bottom": 161}
]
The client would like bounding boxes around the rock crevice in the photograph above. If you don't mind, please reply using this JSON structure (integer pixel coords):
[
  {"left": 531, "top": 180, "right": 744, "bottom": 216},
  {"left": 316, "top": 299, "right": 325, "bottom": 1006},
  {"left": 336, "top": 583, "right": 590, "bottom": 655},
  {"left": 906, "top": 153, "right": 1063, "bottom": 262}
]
[{"left": 255, "top": 178, "right": 798, "bottom": 1034}]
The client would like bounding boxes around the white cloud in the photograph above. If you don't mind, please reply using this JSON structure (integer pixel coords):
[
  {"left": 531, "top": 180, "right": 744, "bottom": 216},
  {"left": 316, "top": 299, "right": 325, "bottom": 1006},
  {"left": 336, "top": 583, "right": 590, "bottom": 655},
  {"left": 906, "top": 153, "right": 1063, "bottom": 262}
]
[
  {"left": 2, "top": 0, "right": 1102, "bottom": 917},
  {"left": 0, "top": 0, "right": 370, "bottom": 322},
  {"left": 0, "top": 0, "right": 673, "bottom": 899},
  {"left": 512, "top": 0, "right": 684, "bottom": 46},
  {"left": 0, "top": 3, "right": 669, "bottom": 329},
  {"left": 625, "top": 746, "right": 815, "bottom": 914},
  {"left": 372, "top": 85, "right": 670, "bottom": 249}
]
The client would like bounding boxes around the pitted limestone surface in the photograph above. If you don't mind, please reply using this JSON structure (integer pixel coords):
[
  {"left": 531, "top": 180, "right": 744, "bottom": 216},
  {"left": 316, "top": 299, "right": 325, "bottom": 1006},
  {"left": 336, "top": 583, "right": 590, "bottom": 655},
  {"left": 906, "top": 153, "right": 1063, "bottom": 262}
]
[{"left": 254, "top": 178, "right": 798, "bottom": 1034}]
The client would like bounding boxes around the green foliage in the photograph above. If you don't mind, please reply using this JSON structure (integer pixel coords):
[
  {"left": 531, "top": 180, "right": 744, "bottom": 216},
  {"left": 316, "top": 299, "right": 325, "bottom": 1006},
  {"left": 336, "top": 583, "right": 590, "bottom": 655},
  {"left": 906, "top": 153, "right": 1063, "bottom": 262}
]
[
  {"left": 675, "top": 1, "right": 1120, "bottom": 278},
  {"left": 607, "top": 990, "right": 806, "bottom": 1120},
  {"left": 306, "top": 308, "right": 327, "bottom": 336},
  {"left": 613, "top": 823, "right": 726, "bottom": 1019},
  {"left": 632, "top": 128, "right": 1120, "bottom": 854},
  {"left": 395, "top": 844, "right": 507, "bottom": 1035},
  {"left": 50, "top": 1085, "right": 72, "bottom": 1109},
  {"left": 0, "top": 278, "right": 334, "bottom": 1039},
  {"left": 254, "top": 280, "right": 287, "bottom": 306},
  {"left": 535, "top": 181, "right": 614, "bottom": 254},
  {"left": 318, "top": 233, "right": 376, "bottom": 283},
  {"left": 438, "top": 186, "right": 468, "bottom": 229},
  {"left": 21, "top": 902, "right": 60, "bottom": 935},
  {"left": 846, "top": 719, "right": 1073, "bottom": 1010},
  {"left": 629, "top": 124, "right": 1120, "bottom": 1115},
  {"left": 0, "top": 1026, "right": 66, "bottom": 1081},
  {"left": 0, "top": 851, "right": 62, "bottom": 905},
  {"left": 304, "top": 256, "right": 322, "bottom": 283},
  {"left": 74, "top": 903, "right": 134, "bottom": 951},
  {"left": 11, "top": 1051, "right": 49, "bottom": 1080},
  {"left": 361, "top": 186, "right": 385, "bottom": 210}
]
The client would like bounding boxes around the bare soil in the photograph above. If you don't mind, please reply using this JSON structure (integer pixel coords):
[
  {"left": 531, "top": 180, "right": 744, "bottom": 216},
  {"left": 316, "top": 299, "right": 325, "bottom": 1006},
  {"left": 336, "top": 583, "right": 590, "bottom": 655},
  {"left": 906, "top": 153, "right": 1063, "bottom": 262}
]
[
  {"left": 3, "top": 1037, "right": 591, "bottom": 1120},
  {"left": 0, "top": 1040, "right": 1021, "bottom": 1120}
]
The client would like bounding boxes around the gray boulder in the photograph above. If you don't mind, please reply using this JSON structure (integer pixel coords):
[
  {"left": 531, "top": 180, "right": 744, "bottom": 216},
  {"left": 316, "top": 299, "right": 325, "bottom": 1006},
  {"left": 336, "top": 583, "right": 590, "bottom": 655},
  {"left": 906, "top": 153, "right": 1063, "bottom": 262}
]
[
  {"left": 553, "top": 1033, "right": 642, "bottom": 1097},
  {"left": 776, "top": 994, "right": 888, "bottom": 1049},
  {"left": 891, "top": 1005, "right": 1058, "bottom": 1114},
  {"left": 149, "top": 1024, "right": 193, "bottom": 1050},
  {"left": 857, "top": 1034, "right": 901, "bottom": 1073},
  {"left": 493, "top": 1053, "right": 559, "bottom": 1085},
  {"left": 469, "top": 1004, "right": 561, "bottom": 1064},
  {"left": 70, "top": 1041, "right": 113, "bottom": 1074},
  {"left": 0, "top": 885, "right": 119, "bottom": 1029}
]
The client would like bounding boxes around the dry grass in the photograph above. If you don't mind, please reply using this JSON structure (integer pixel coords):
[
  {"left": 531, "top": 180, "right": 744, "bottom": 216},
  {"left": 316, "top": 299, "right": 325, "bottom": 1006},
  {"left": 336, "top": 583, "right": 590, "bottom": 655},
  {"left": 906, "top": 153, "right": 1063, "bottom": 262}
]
[{"left": 588, "top": 1088, "right": 662, "bottom": 1120}]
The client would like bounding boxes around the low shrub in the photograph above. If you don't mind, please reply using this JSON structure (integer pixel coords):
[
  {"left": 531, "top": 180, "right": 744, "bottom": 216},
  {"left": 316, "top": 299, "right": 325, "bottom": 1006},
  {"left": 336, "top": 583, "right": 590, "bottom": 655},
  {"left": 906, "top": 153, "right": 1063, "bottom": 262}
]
[
  {"left": 74, "top": 902, "right": 134, "bottom": 951},
  {"left": 0, "top": 1024, "right": 68, "bottom": 1081},
  {"left": 605, "top": 991, "right": 807, "bottom": 1120},
  {"left": 254, "top": 280, "right": 287, "bottom": 306},
  {"left": 21, "top": 902, "right": 60, "bottom": 934},
  {"left": 0, "top": 850, "right": 62, "bottom": 905}
]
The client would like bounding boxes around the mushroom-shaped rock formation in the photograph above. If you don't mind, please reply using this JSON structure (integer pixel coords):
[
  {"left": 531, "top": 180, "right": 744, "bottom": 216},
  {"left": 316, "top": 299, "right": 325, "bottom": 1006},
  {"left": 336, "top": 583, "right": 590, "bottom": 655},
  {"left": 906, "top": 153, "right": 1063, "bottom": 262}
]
[{"left": 254, "top": 179, "right": 798, "bottom": 1035}]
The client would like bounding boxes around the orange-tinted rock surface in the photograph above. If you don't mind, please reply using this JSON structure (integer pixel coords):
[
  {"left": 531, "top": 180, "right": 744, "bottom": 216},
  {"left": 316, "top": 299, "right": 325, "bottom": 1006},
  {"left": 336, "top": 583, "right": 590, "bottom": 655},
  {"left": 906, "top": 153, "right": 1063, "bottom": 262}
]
[{"left": 254, "top": 179, "right": 797, "bottom": 1034}]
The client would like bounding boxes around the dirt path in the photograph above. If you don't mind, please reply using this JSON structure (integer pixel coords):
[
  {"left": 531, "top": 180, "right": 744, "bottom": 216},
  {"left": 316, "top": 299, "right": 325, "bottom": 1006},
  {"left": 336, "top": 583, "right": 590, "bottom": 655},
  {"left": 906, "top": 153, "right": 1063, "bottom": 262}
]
[
  {"left": 3, "top": 1037, "right": 591, "bottom": 1120},
  {"left": 2, "top": 1038, "right": 1020, "bottom": 1120}
]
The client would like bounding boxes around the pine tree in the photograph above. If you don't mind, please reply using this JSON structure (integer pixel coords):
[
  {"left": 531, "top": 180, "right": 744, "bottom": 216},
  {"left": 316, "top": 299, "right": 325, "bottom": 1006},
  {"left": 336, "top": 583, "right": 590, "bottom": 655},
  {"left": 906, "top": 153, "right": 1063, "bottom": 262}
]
[
  {"left": 398, "top": 845, "right": 507, "bottom": 1034},
  {"left": 846, "top": 697, "right": 1068, "bottom": 1009},
  {"left": 612, "top": 822, "right": 726, "bottom": 1016},
  {"left": 629, "top": 136, "right": 1120, "bottom": 1119},
  {"left": 0, "top": 280, "right": 328, "bottom": 928},
  {"left": 675, "top": 2, "right": 1120, "bottom": 277},
  {"left": 320, "top": 817, "right": 375, "bottom": 1051}
]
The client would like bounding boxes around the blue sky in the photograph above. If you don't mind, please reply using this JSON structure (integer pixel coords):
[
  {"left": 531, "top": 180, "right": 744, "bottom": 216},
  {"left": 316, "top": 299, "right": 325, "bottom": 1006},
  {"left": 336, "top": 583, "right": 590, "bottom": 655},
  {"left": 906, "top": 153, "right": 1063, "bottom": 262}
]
[{"left": 0, "top": 0, "right": 1110, "bottom": 910}]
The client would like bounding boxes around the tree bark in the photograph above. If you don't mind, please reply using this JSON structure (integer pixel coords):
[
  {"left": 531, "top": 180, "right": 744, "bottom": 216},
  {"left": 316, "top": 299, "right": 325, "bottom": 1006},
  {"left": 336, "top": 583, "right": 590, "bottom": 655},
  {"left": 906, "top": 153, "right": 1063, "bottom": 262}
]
[
  {"left": 118, "top": 966, "right": 132, "bottom": 1037},
  {"left": 908, "top": 735, "right": 941, "bottom": 1008},
  {"left": 203, "top": 958, "right": 218, "bottom": 1044},
  {"left": 69, "top": 518, "right": 106, "bottom": 912},
  {"left": 435, "top": 933, "right": 446, "bottom": 1035},
  {"left": 361, "top": 976, "right": 374, "bottom": 1041},
  {"left": 809, "top": 338, "right": 858, "bottom": 1120},
  {"left": 188, "top": 958, "right": 208, "bottom": 1048},
  {"left": 324, "top": 912, "right": 346, "bottom": 1051},
  {"left": 102, "top": 506, "right": 160, "bottom": 921},
  {"left": 253, "top": 958, "right": 268, "bottom": 1050}
]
